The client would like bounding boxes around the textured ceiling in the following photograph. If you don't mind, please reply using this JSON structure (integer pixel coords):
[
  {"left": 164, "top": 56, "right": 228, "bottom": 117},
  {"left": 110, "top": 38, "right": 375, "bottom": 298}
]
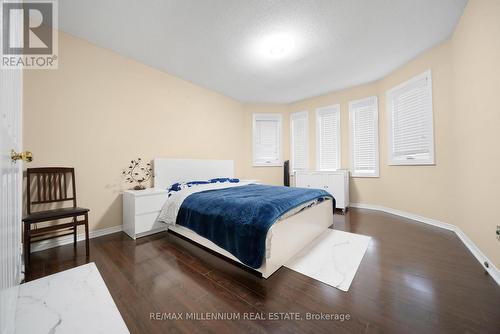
[{"left": 59, "top": 0, "right": 467, "bottom": 103}]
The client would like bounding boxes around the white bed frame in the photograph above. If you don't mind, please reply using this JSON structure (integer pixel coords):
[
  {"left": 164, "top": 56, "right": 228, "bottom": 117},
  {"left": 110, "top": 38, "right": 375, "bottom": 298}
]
[{"left": 154, "top": 158, "right": 334, "bottom": 278}]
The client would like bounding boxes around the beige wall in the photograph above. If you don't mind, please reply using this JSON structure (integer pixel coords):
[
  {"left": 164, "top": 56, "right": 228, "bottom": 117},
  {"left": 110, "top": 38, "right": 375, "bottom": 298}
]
[
  {"left": 24, "top": 32, "right": 246, "bottom": 232},
  {"left": 451, "top": 0, "right": 500, "bottom": 268},
  {"left": 286, "top": 41, "right": 454, "bottom": 223},
  {"left": 247, "top": 41, "right": 454, "bottom": 223}
]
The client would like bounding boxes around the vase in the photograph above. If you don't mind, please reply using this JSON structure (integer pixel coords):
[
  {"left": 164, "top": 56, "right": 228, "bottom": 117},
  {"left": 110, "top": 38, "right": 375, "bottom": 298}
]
[{"left": 134, "top": 183, "right": 146, "bottom": 190}]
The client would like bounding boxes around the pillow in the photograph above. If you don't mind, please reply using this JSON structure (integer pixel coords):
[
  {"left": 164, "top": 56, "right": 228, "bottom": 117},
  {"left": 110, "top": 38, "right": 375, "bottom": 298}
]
[
  {"left": 167, "top": 178, "right": 240, "bottom": 197},
  {"left": 167, "top": 182, "right": 182, "bottom": 192},
  {"left": 208, "top": 178, "right": 240, "bottom": 183},
  {"left": 167, "top": 181, "right": 208, "bottom": 193},
  {"left": 166, "top": 182, "right": 185, "bottom": 196},
  {"left": 186, "top": 180, "right": 210, "bottom": 186}
]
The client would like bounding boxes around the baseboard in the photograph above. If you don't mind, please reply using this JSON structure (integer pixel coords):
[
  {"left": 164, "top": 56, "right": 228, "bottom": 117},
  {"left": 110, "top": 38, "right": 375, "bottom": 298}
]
[
  {"left": 30, "top": 225, "right": 123, "bottom": 253},
  {"left": 453, "top": 227, "right": 500, "bottom": 286},
  {"left": 350, "top": 203, "right": 457, "bottom": 231},
  {"left": 350, "top": 203, "right": 500, "bottom": 286}
]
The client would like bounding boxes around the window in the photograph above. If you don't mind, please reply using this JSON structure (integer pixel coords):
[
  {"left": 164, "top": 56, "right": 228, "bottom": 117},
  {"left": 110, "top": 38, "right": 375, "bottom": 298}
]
[
  {"left": 387, "top": 70, "right": 434, "bottom": 165},
  {"left": 290, "top": 111, "right": 309, "bottom": 171},
  {"left": 316, "top": 105, "right": 341, "bottom": 170},
  {"left": 252, "top": 113, "right": 282, "bottom": 166},
  {"left": 349, "top": 96, "right": 379, "bottom": 177}
]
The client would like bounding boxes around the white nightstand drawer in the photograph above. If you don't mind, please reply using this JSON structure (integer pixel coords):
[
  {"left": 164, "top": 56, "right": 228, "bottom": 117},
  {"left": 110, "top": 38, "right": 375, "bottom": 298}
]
[
  {"left": 123, "top": 188, "right": 169, "bottom": 239},
  {"left": 135, "top": 193, "right": 168, "bottom": 215},
  {"left": 135, "top": 211, "right": 165, "bottom": 235}
]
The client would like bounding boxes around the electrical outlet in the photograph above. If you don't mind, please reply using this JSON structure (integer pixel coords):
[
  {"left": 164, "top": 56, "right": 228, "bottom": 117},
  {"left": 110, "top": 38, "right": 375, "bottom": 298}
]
[{"left": 497, "top": 225, "right": 500, "bottom": 241}]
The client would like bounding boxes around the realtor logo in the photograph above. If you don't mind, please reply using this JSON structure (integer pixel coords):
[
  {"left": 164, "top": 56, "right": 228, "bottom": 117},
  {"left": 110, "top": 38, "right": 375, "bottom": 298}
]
[{"left": 1, "top": 0, "right": 58, "bottom": 69}]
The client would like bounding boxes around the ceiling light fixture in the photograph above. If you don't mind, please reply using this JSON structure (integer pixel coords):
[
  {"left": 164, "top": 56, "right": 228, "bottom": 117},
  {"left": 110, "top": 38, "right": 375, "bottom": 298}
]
[{"left": 259, "top": 33, "right": 294, "bottom": 60}]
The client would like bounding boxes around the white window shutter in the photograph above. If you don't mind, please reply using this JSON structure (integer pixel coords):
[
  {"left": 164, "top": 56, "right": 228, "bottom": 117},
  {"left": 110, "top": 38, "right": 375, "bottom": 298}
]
[
  {"left": 387, "top": 70, "right": 434, "bottom": 165},
  {"left": 290, "top": 111, "right": 309, "bottom": 171},
  {"left": 349, "top": 96, "right": 379, "bottom": 177},
  {"left": 253, "top": 114, "right": 282, "bottom": 166},
  {"left": 316, "top": 105, "right": 341, "bottom": 170}
]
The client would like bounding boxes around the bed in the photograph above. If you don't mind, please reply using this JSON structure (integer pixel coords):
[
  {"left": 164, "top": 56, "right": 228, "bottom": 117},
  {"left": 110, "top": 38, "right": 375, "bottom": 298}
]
[{"left": 154, "top": 158, "right": 335, "bottom": 278}]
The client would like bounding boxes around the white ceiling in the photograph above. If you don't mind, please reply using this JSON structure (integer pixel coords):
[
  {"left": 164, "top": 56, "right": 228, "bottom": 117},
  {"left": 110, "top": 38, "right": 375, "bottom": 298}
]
[{"left": 59, "top": 0, "right": 467, "bottom": 103}]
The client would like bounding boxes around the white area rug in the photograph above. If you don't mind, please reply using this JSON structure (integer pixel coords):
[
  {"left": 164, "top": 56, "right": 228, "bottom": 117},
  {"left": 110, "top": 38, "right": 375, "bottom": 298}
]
[{"left": 285, "top": 229, "right": 371, "bottom": 292}]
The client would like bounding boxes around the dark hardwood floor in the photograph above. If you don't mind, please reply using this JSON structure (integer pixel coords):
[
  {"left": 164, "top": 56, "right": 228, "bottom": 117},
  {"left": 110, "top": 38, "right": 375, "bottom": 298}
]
[{"left": 27, "top": 208, "right": 500, "bottom": 334}]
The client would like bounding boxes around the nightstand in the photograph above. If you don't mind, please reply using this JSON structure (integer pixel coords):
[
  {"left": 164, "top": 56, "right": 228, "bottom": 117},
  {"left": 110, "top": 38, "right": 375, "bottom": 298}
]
[{"left": 122, "top": 188, "right": 168, "bottom": 239}]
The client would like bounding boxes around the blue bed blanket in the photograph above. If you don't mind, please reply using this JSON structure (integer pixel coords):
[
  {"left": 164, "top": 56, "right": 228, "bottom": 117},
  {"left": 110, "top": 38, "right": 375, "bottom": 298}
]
[{"left": 176, "top": 184, "right": 335, "bottom": 269}]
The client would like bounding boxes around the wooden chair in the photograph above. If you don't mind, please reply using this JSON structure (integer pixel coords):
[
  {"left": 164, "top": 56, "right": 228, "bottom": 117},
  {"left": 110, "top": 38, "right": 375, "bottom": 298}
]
[{"left": 23, "top": 167, "right": 90, "bottom": 271}]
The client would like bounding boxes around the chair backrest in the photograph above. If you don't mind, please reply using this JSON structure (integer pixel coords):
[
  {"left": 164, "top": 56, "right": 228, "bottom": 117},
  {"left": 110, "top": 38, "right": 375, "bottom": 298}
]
[{"left": 26, "top": 167, "right": 77, "bottom": 214}]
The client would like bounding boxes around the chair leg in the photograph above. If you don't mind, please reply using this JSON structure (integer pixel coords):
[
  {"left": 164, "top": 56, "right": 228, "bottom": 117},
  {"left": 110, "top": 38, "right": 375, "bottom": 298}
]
[
  {"left": 73, "top": 217, "right": 77, "bottom": 251},
  {"left": 84, "top": 213, "right": 89, "bottom": 258},
  {"left": 23, "top": 222, "right": 30, "bottom": 273},
  {"left": 27, "top": 236, "right": 31, "bottom": 263}
]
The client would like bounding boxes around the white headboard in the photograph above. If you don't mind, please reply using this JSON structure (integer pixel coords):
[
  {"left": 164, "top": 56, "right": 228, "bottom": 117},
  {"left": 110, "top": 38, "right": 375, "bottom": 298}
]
[{"left": 154, "top": 158, "right": 234, "bottom": 189}]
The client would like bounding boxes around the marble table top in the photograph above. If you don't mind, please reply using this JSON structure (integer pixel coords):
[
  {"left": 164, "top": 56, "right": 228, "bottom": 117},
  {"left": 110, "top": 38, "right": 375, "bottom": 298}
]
[{"left": 15, "top": 263, "right": 129, "bottom": 334}]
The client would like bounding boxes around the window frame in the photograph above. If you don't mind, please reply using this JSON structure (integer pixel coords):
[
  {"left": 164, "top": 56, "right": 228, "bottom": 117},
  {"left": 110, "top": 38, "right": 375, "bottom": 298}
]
[
  {"left": 290, "top": 110, "right": 309, "bottom": 172},
  {"left": 349, "top": 96, "right": 379, "bottom": 178},
  {"left": 252, "top": 113, "right": 283, "bottom": 167},
  {"left": 386, "top": 70, "right": 435, "bottom": 166},
  {"left": 315, "top": 104, "right": 341, "bottom": 171}
]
